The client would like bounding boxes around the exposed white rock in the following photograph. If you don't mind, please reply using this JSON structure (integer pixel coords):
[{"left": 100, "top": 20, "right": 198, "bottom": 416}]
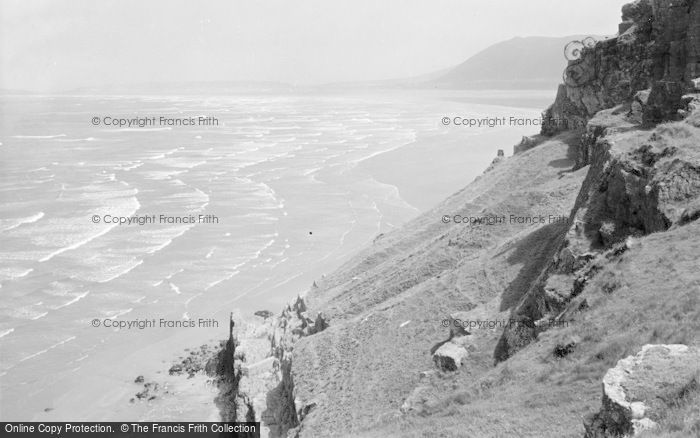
[
  {"left": 432, "top": 342, "right": 468, "bottom": 371},
  {"left": 584, "top": 344, "right": 700, "bottom": 437}
]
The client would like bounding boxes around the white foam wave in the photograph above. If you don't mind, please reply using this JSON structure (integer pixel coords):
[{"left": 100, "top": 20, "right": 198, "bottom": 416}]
[
  {"left": 204, "top": 271, "right": 239, "bottom": 291},
  {"left": 168, "top": 282, "right": 181, "bottom": 295},
  {"left": 12, "top": 134, "right": 66, "bottom": 139},
  {"left": 96, "top": 259, "right": 144, "bottom": 283},
  {"left": 30, "top": 311, "right": 49, "bottom": 320},
  {"left": 103, "top": 308, "right": 133, "bottom": 319},
  {"left": 50, "top": 291, "right": 90, "bottom": 310},
  {"left": 57, "top": 137, "right": 96, "bottom": 143},
  {"left": 0, "top": 267, "right": 34, "bottom": 282},
  {"left": 38, "top": 194, "right": 140, "bottom": 263},
  {"left": 20, "top": 336, "right": 76, "bottom": 363},
  {"left": 1, "top": 212, "right": 45, "bottom": 232}
]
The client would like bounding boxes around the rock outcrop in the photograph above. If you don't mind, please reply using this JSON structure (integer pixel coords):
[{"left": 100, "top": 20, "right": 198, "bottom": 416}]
[
  {"left": 265, "top": 295, "right": 328, "bottom": 438},
  {"left": 495, "top": 1, "right": 700, "bottom": 364},
  {"left": 484, "top": 149, "right": 506, "bottom": 173},
  {"left": 497, "top": 105, "right": 700, "bottom": 363},
  {"left": 542, "top": 0, "right": 700, "bottom": 134},
  {"left": 433, "top": 341, "right": 469, "bottom": 371},
  {"left": 584, "top": 344, "right": 700, "bottom": 437},
  {"left": 212, "top": 295, "right": 329, "bottom": 438}
]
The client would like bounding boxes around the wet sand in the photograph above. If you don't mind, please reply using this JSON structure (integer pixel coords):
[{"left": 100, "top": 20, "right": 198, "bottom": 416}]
[{"left": 359, "top": 121, "right": 542, "bottom": 212}]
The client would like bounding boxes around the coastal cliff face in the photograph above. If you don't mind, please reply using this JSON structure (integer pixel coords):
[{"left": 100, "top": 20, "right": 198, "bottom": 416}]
[
  {"left": 542, "top": 0, "right": 700, "bottom": 134},
  {"left": 212, "top": 297, "right": 328, "bottom": 438},
  {"left": 496, "top": 0, "right": 700, "bottom": 364},
  {"left": 222, "top": 2, "right": 700, "bottom": 436}
]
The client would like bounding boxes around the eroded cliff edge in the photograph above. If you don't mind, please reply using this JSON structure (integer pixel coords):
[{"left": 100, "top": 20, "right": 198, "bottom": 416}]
[{"left": 222, "top": 1, "right": 700, "bottom": 436}]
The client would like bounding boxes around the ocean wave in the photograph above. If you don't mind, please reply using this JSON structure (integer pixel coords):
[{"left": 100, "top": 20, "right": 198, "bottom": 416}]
[
  {"left": 123, "top": 162, "right": 144, "bottom": 171},
  {"left": 302, "top": 167, "right": 323, "bottom": 176},
  {"left": 1, "top": 212, "right": 45, "bottom": 232},
  {"left": 184, "top": 292, "right": 202, "bottom": 307},
  {"left": 0, "top": 328, "right": 15, "bottom": 339},
  {"left": 19, "top": 336, "right": 76, "bottom": 363},
  {"left": 102, "top": 308, "right": 133, "bottom": 319},
  {"left": 204, "top": 271, "right": 240, "bottom": 291},
  {"left": 31, "top": 311, "right": 49, "bottom": 320},
  {"left": 56, "top": 137, "right": 96, "bottom": 143},
  {"left": 95, "top": 259, "right": 144, "bottom": 283},
  {"left": 166, "top": 268, "right": 184, "bottom": 280},
  {"left": 2, "top": 305, "right": 49, "bottom": 321},
  {"left": 12, "top": 134, "right": 67, "bottom": 139},
  {"left": 149, "top": 147, "right": 183, "bottom": 160},
  {"left": 141, "top": 224, "right": 192, "bottom": 255},
  {"left": 50, "top": 291, "right": 90, "bottom": 310},
  {"left": 168, "top": 282, "right": 182, "bottom": 295},
  {"left": 0, "top": 267, "right": 34, "bottom": 282},
  {"left": 38, "top": 227, "right": 109, "bottom": 263},
  {"left": 262, "top": 272, "right": 304, "bottom": 294},
  {"left": 143, "top": 170, "right": 188, "bottom": 180},
  {"left": 37, "top": 193, "right": 140, "bottom": 263}
]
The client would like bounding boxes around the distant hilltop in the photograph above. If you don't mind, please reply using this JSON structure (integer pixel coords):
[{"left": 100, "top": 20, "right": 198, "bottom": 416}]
[
  {"left": 428, "top": 35, "right": 603, "bottom": 90},
  {"left": 325, "top": 35, "right": 608, "bottom": 91}
]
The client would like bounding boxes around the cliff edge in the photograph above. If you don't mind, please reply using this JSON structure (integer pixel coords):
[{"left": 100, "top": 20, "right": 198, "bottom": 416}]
[{"left": 225, "top": 2, "right": 700, "bottom": 437}]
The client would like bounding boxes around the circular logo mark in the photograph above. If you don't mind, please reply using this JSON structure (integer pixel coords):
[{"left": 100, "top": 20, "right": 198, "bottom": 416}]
[{"left": 564, "top": 41, "right": 585, "bottom": 61}]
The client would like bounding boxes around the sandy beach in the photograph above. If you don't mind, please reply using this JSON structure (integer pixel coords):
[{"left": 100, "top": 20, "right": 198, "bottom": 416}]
[
  {"left": 0, "top": 90, "right": 547, "bottom": 422},
  {"left": 359, "top": 111, "right": 544, "bottom": 212}
]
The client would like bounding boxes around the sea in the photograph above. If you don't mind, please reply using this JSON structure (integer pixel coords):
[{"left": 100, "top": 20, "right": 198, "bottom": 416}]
[{"left": 0, "top": 89, "right": 552, "bottom": 420}]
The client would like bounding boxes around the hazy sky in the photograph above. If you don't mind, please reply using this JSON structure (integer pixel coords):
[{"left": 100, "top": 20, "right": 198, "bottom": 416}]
[{"left": 1, "top": 0, "right": 629, "bottom": 91}]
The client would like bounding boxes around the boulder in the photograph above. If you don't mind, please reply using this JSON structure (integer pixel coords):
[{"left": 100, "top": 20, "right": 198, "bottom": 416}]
[
  {"left": 584, "top": 344, "right": 700, "bottom": 437},
  {"left": 432, "top": 342, "right": 468, "bottom": 371}
]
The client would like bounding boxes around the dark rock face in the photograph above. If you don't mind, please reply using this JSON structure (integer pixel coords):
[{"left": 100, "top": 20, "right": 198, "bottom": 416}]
[
  {"left": 542, "top": 0, "right": 700, "bottom": 135},
  {"left": 265, "top": 295, "right": 329, "bottom": 438},
  {"left": 644, "top": 80, "right": 686, "bottom": 125},
  {"left": 492, "top": 1, "right": 700, "bottom": 366},
  {"left": 495, "top": 111, "right": 700, "bottom": 363}
]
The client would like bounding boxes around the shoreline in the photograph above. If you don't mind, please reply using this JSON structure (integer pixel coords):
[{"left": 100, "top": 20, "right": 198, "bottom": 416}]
[
  {"left": 1, "top": 91, "right": 548, "bottom": 425},
  {"left": 129, "top": 98, "right": 551, "bottom": 429},
  {"left": 358, "top": 118, "right": 542, "bottom": 212}
]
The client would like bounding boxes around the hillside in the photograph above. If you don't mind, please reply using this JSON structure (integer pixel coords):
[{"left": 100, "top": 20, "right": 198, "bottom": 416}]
[
  {"left": 215, "top": 1, "right": 700, "bottom": 437},
  {"left": 430, "top": 36, "right": 592, "bottom": 90}
]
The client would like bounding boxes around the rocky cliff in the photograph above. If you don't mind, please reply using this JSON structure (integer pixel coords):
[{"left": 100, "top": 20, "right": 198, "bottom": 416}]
[
  {"left": 221, "top": 2, "right": 700, "bottom": 436},
  {"left": 542, "top": 0, "right": 700, "bottom": 134},
  {"left": 496, "top": 0, "right": 700, "bottom": 365}
]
